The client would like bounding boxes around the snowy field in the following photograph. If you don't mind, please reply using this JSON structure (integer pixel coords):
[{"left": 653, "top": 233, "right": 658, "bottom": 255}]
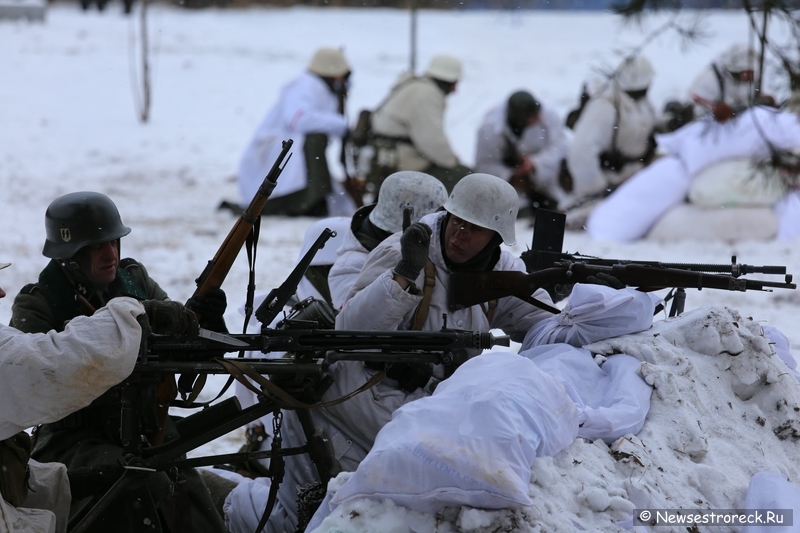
[{"left": 2, "top": 4, "right": 800, "bottom": 526}]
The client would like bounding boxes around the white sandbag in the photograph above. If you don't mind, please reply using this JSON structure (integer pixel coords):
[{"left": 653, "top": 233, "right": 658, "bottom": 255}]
[
  {"left": 646, "top": 203, "right": 777, "bottom": 242},
  {"left": 586, "top": 156, "right": 691, "bottom": 242},
  {"left": 688, "top": 159, "right": 786, "bottom": 207},
  {"left": 519, "top": 344, "right": 652, "bottom": 443},
  {"left": 741, "top": 472, "right": 800, "bottom": 533},
  {"left": 522, "top": 284, "right": 661, "bottom": 349},
  {"left": 656, "top": 107, "right": 800, "bottom": 177},
  {"left": 330, "top": 352, "right": 579, "bottom": 514}
]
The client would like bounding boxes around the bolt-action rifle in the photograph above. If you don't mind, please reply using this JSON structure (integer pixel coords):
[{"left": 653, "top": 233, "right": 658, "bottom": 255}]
[{"left": 449, "top": 210, "right": 796, "bottom": 316}]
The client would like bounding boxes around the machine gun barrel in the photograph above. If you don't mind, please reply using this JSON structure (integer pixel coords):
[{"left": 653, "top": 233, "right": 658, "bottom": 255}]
[{"left": 145, "top": 328, "right": 508, "bottom": 358}]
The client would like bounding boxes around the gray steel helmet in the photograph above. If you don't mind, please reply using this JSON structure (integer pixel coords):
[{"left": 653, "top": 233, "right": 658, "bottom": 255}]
[
  {"left": 442, "top": 173, "right": 519, "bottom": 245},
  {"left": 43, "top": 191, "right": 131, "bottom": 259},
  {"left": 369, "top": 172, "right": 449, "bottom": 234}
]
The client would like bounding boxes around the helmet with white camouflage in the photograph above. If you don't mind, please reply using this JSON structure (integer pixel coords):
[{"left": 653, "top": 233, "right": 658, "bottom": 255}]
[
  {"left": 43, "top": 191, "right": 131, "bottom": 259},
  {"left": 369, "top": 172, "right": 449, "bottom": 234},
  {"left": 424, "top": 54, "right": 462, "bottom": 83},
  {"left": 442, "top": 173, "right": 519, "bottom": 245},
  {"left": 308, "top": 47, "right": 351, "bottom": 78},
  {"left": 721, "top": 43, "right": 755, "bottom": 74},
  {"left": 615, "top": 55, "right": 655, "bottom": 91}
]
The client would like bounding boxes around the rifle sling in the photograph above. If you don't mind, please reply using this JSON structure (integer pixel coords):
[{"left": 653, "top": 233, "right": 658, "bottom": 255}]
[
  {"left": 517, "top": 293, "right": 561, "bottom": 315},
  {"left": 412, "top": 261, "right": 499, "bottom": 328},
  {"left": 215, "top": 358, "right": 385, "bottom": 410},
  {"left": 411, "top": 261, "right": 436, "bottom": 330}
]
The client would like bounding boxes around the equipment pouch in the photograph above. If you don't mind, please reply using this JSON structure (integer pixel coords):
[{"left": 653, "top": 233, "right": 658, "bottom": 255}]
[
  {"left": 0, "top": 431, "right": 32, "bottom": 507},
  {"left": 351, "top": 109, "right": 373, "bottom": 147}
]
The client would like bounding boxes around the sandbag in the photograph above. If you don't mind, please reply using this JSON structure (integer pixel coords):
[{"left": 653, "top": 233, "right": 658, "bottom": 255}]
[
  {"left": 329, "top": 352, "right": 579, "bottom": 514},
  {"left": 646, "top": 203, "right": 777, "bottom": 242},
  {"left": 688, "top": 159, "right": 786, "bottom": 207},
  {"left": 586, "top": 156, "right": 691, "bottom": 242},
  {"left": 656, "top": 107, "right": 800, "bottom": 177},
  {"left": 520, "top": 344, "right": 652, "bottom": 443}
]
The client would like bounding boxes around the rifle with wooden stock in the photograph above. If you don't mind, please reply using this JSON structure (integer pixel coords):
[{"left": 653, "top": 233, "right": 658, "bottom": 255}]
[
  {"left": 192, "top": 139, "right": 293, "bottom": 297},
  {"left": 449, "top": 209, "right": 797, "bottom": 315}
]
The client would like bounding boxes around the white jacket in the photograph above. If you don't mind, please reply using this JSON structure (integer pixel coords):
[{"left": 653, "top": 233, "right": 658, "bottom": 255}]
[
  {"left": 474, "top": 102, "right": 569, "bottom": 203},
  {"left": 566, "top": 87, "right": 656, "bottom": 200},
  {"left": 328, "top": 227, "right": 370, "bottom": 311},
  {"left": 237, "top": 71, "right": 348, "bottom": 204},
  {"left": 0, "top": 297, "right": 144, "bottom": 533}
]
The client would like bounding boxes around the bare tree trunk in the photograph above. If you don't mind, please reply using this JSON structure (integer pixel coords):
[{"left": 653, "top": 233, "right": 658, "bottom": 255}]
[
  {"left": 409, "top": 0, "right": 417, "bottom": 73},
  {"left": 139, "top": 0, "right": 151, "bottom": 123},
  {"left": 756, "top": 6, "right": 768, "bottom": 97}
]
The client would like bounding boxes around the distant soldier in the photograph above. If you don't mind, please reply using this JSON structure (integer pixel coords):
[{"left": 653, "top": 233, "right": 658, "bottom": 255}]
[
  {"left": 658, "top": 43, "right": 760, "bottom": 132},
  {"left": 329, "top": 171, "right": 448, "bottom": 310},
  {"left": 235, "top": 47, "right": 355, "bottom": 217},
  {"left": 689, "top": 43, "right": 758, "bottom": 121},
  {"left": 369, "top": 54, "right": 472, "bottom": 194},
  {"left": 564, "top": 56, "right": 658, "bottom": 212},
  {"left": 475, "top": 90, "right": 570, "bottom": 214}
]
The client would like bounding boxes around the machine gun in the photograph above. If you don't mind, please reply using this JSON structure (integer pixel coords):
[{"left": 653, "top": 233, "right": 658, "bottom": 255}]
[
  {"left": 450, "top": 209, "right": 796, "bottom": 316},
  {"left": 69, "top": 324, "right": 509, "bottom": 533}
]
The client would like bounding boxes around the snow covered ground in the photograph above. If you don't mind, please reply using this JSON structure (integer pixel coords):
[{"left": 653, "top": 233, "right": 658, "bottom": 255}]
[{"left": 2, "top": 4, "right": 800, "bottom": 529}]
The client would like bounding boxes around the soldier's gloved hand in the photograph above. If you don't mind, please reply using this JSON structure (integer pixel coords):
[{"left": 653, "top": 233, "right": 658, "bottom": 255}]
[
  {"left": 394, "top": 222, "right": 432, "bottom": 283},
  {"left": 143, "top": 300, "right": 200, "bottom": 337},
  {"left": 712, "top": 102, "right": 733, "bottom": 123},
  {"left": 585, "top": 272, "right": 626, "bottom": 290},
  {"left": 186, "top": 288, "right": 228, "bottom": 332}
]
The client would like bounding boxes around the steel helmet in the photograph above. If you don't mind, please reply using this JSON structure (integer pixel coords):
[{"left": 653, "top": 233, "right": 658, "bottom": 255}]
[
  {"left": 615, "top": 55, "right": 655, "bottom": 91},
  {"left": 308, "top": 47, "right": 351, "bottom": 78},
  {"left": 369, "top": 172, "right": 449, "bottom": 234},
  {"left": 721, "top": 43, "right": 755, "bottom": 74},
  {"left": 424, "top": 54, "right": 462, "bottom": 83},
  {"left": 43, "top": 191, "right": 131, "bottom": 259},
  {"left": 442, "top": 173, "right": 519, "bottom": 245}
]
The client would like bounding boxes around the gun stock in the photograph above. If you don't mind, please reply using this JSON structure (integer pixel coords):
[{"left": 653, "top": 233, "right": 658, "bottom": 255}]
[{"left": 192, "top": 139, "right": 293, "bottom": 297}]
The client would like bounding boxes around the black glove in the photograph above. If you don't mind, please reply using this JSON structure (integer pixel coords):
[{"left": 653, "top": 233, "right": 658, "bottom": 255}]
[
  {"left": 394, "top": 222, "right": 432, "bottom": 283},
  {"left": 186, "top": 288, "right": 228, "bottom": 332},
  {"left": 143, "top": 300, "right": 200, "bottom": 337},
  {"left": 585, "top": 272, "right": 625, "bottom": 290}
]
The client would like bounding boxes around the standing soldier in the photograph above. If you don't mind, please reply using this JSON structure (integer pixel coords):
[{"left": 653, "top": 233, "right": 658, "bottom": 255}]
[
  {"left": 475, "top": 90, "right": 570, "bottom": 215},
  {"left": 369, "top": 54, "right": 472, "bottom": 194},
  {"left": 235, "top": 47, "right": 355, "bottom": 217},
  {"left": 10, "top": 191, "right": 229, "bottom": 533}
]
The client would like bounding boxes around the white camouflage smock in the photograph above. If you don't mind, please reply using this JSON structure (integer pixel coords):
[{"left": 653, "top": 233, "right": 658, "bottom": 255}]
[
  {"left": 0, "top": 297, "right": 144, "bottom": 533},
  {"left": 475, "top": 101, "right": 570, "bottom": 205},
  {"left": 566, "top": 84, "right": 657, "bottom": 201}
]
